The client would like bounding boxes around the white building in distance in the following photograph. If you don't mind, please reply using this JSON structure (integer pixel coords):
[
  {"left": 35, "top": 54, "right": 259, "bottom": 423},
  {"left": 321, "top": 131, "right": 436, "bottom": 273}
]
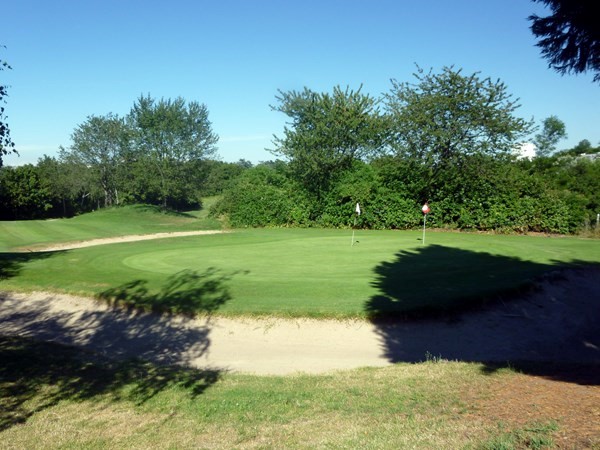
[{"left": 514, "top": 142, "right": 537, "bottom": 160}]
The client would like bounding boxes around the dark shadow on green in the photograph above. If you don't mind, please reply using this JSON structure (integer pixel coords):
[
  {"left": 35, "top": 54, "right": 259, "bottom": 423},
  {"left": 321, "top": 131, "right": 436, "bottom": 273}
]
[
  {"left": 0, "top": 335, "right": 220, "bottom": 432},
  {"left": 365, "top": 245, "right": 600, "bottom": 384},
  {"left": 0, "top": 251, "right": 60, "bottom": 281},
  {"left": 366, "top": 244, "right": 553, "bottom": 318},
  {"left": 97, "top": 268, "right": 247, "bottom": 316}
]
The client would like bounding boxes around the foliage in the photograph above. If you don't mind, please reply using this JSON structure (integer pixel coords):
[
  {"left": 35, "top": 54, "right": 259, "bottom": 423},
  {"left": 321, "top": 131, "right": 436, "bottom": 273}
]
[
  {"left": 0, "top": 45, "right": 16, "bottom": 167},
  {"left": 533, "top": 115, "right": 567, "bottom": 156},
  {"left": 384, "top": 66, "right": 534, "bottom": 201},
  {"left": 319, "top": 162, "right": 421, "bottom": 229},
  {"left": 0, "top": 165, "right": 53, "bottom": 219},
  {"left": 198, "top": 159, "right": 252, "bottom": 196},
  {"left": 529, "top": 0, "right": 600, "bottom": 82},
  {"left": 271, "top": 85, "right": 387, "bottom": 200},
  {"left": 211, "top": 164, "right": 311, "bottom": 227},
  {"left": 128, "top": 94, "right": 219, "bottom": 209},
  {"left": 61, "top": 114, "right": 132, "bottom": 207}
]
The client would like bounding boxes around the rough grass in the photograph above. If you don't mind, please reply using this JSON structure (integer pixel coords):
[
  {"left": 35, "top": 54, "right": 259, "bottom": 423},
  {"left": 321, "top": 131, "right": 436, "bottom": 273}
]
[{"left": 0, "top": 335, "right": 564, "bottom": 449}]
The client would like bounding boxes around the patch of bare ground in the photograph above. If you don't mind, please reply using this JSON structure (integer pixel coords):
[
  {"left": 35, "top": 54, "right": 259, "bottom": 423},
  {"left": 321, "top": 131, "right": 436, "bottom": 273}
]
[{"left": 473, "top": 366, "right": 600, "bottom": 448}]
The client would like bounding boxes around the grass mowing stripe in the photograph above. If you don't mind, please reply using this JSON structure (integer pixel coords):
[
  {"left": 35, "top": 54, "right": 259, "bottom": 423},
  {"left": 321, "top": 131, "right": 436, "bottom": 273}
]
[
  {"left": 0, "top": 204, "right": 220, "bottom": 251},
  {"left": 2, "top": 228, "right": 599, "bottom": 318}
]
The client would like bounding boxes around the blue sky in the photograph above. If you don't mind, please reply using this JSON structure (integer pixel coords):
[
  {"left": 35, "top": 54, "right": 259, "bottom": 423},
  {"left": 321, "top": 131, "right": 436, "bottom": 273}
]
[{"left": 2, "top": 0, "right": 599, "bottom": 166}]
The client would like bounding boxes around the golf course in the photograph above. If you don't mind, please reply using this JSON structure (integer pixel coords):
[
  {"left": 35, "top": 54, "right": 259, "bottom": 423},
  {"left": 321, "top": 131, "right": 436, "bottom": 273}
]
[{"left": 1, "top": 205, "right": 599, "bottom": 448}]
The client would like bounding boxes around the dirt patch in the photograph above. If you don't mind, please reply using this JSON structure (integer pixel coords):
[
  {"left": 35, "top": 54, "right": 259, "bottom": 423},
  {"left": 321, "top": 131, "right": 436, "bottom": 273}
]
[{"left": 475, "top": 367, "right": 600, "bottom": 448}]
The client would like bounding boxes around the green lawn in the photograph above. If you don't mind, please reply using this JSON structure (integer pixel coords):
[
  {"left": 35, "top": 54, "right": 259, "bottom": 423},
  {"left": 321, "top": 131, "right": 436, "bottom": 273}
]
[
  {"left": 2, "top": 221, "right": 599, "bottom": 318},
  {"left": 0, "top": 203, "right": 220, "bottom": 252}
]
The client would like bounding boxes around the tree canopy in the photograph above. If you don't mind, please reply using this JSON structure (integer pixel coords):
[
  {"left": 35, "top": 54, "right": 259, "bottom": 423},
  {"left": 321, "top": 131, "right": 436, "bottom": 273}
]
[
  {"left": 271, "top": 86, "right": 387, "bottom": 200},
  {"left": 63, "top": 114, "right": 131, "bottom": 207},
  {"left": 533, "top": 115, "right": 567, "bottom": 156},
  {"left": 0, "top": 45, "right": 16, "bottom": 167},
  {"left": 384, "top": 66, "right": 534, "bottom": 199},
  {"left": 529, "top": 0, "right": 600, "bottom": 82},
  {"left": 128, "top": 95, "right": 219, "bottom": 208}
]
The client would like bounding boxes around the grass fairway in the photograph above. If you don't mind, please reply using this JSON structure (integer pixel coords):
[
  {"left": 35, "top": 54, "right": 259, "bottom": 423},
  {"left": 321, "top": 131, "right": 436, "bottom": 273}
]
[
  {"left": 0, "top": 203, "right": 220, "bottom": 252},
  {"left": 2, "top": 224, "right": 599, "bottom": 318}
]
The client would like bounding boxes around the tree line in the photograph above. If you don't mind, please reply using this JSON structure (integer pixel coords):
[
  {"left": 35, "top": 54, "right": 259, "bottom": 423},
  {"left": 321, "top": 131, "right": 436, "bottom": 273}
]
[{"left": 1, "top": 67, "right": 599, "bottom": 235}]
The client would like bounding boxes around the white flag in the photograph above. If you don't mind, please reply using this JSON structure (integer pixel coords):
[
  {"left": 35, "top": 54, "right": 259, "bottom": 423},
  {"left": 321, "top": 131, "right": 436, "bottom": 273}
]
[{"left": 355, "top": 203, "right": 361, "bottom": 215}]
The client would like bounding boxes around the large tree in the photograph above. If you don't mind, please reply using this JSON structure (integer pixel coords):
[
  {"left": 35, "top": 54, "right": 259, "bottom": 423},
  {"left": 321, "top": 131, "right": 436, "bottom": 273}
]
[
  {"left": 533, "top": 115, "right": 567, "bottom": 156},
  {"left": 62, "top": 114, "right": 131, "bottom": 207},
  {"left": 384, "top": 66, "right": 534, "bottom": 200},
  {"left": 271, "top": 86, "right": 387, "bottom": 200},
  {"left": 128, "top": 95, "right": 219, "bottom": 209},
  {"left": 0, "top": 45, "right": 16, "bottom": 167},
  {"left": 529, "top": 0, "right": 600, "bottom": 83}
]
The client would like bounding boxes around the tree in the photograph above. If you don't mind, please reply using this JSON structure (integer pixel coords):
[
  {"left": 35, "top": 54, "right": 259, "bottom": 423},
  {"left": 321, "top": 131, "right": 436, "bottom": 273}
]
[
  {"left": 529, "top": 0, "right": 600, "bottom": 83},
  {"left": 0, "top": 45, "right": 16, "bottom": 167},
  {"left": 0, "top": 165, "right": 52, "bottom": 219},
  {"left": 128, "top": 95, "right": 219, "bottom": 209},
  {"left": 62, "top": 114, "right": 131, "bottom": 207},
  {"left": 384, "top": 66, "right": 534, "bottom": 200},
  {"left": 271, "top": 86, "right": 387, "bottom": 201},
  {"left": 533, "top": 115, "right": 567, "bottom": 156}
]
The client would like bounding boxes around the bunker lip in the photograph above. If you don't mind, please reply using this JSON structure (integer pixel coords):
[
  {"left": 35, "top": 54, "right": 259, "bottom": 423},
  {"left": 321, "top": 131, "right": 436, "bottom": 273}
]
[
  {"left": 0, "top": 266, "right": 598, "bottom": 375},
  {"left": 4, "top": 232, "right": 600, "bottom": 374}
]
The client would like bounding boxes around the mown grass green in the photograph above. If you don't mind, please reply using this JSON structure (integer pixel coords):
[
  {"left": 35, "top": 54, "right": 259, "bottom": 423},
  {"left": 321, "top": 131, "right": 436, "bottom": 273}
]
[
  {"left": 2, "top": 225, "right": 600, "bottom": 318},
  {"left": 0, "top": 335, "right": 565, "bottom": 449},
  {"left": 0, "top": 202, "right": 220, "bottom": 252}
]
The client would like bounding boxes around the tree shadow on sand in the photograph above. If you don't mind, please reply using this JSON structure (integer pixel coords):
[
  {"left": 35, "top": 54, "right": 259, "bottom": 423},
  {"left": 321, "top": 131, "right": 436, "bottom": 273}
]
[
  {"left": 365, "top": 245, "right": 600, "bottom": 385},
  {"left": 0, "top": 268, "right": 241, "bottom": 431}
]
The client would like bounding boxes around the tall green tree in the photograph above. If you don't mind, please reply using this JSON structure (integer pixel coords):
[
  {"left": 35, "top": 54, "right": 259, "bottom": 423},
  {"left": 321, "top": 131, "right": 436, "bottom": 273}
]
[
  {"left": 529, "top": 0, "right": 600, "bottom": 82},
  {"left": 0, "top": 165, "right": 52, "bottom": 219},
  {"left": 62, "top": 114, "right": 131, "bottom": 207},
  {"left": 271, "top": 86, "right": 387, "bottom": 201},
  {"left": 128, "top": 95, "right": 219, "bottom": 209},
  {"left": 384, "top": 66, "right": 534, "bottom": 200},
  {"left": 533, "top": 115, "right": 567, "bottom": 156},
  {"left": 0, "top": 45, "right": 16, "bottom": 167}
]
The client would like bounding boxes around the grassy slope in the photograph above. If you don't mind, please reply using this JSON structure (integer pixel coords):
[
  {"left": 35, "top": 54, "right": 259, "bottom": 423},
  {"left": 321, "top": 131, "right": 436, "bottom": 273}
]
[
  {"left": 0, "top": 336, "right": 564, "bottom": 449},
  {"left": 0, "top": 203, "right": 220, "bottom": 252},
  {"left": 2, "top": 225, "right": 599, "bottom": 318}
]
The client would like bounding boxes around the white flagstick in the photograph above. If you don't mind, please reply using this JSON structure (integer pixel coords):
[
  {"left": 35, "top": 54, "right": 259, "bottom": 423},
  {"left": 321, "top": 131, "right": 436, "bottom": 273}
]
[{"left": 352, "top": 203, "right": 361, "bottom": 247}]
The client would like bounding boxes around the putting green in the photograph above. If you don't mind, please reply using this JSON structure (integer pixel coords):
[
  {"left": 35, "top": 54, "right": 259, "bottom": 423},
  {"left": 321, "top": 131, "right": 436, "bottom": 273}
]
[{"left": 3, "top": 228, "right": 600, "bottom": 318}]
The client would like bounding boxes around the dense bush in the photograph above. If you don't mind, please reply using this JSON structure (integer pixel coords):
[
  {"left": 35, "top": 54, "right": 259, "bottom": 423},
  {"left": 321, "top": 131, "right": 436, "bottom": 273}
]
[{"left": 210, "top": 165, "right": 311, "bottom": 227}]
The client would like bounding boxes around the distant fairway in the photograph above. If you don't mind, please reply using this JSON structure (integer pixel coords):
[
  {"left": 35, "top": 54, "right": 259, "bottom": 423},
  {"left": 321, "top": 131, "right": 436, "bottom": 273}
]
[{"left": 2, "top": 221, "right": 599, "bottom": 318}]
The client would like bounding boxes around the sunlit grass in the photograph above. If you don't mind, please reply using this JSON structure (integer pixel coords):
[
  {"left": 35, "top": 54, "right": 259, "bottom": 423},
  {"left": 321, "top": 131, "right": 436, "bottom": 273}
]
[
  {"left": 2, "top": 227, "right": 599, "bottom": 318},
  {"left": 1, "top": 336, "right": 565, "bottom": 449}
]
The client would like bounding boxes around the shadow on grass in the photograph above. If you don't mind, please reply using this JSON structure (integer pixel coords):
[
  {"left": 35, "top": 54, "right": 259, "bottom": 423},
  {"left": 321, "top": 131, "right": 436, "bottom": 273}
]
[
  {"left": 0, "top": 335, "right": 220, "bottom": 432},
  {"left": 365, "top": 245, "right": 600, "bottom": 384},
  {"left": 0, "top": 268, "right": 240, "bottom": 431},
  {"left": 97, "top": 268, "right": 244, "bottom": 316},
  {"left": 0, "top": 251, "right": 59, "bottom": 280}
]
